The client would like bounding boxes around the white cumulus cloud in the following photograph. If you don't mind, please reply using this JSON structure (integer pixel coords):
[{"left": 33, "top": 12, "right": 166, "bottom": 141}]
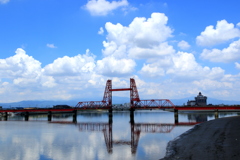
[
  {"left": 139, "top": 63, "right": 165, "bottom": 77},
  {"left": 102, "top": 41, "right": 127, "bottom": 58},
  {"left": 200, "top": 39, "right": 240, "bottom": 62},
  {"left": 0, "top": 48, "right": 103, "bottom": 102},
  {"left": 105, "top": 12, "right": 172, "bottom": 48},
  {"left": 193, "top": 79, "right": 232, "bottom": 91},
  {"left": 129, "top": 42, "right": 175, "bottom": 59},
  {"left": 235, "top": 62, "right": 240, "bottom": 69},
  {"left": 196, "top": 20, "right": 240, "bottom": 46},
  {"left": 0, "top": 0, "right": 9, "bottom": 4},
  {"left": 96, "top": 56, "right": 136, "bottom": 76},
  {"left": 99, "top": 12, "right": 174, "bottom": 77},
  {"left": 139, "top": 51, "right": 225, "bottom": 81},
  {"left": 47, "top": 44, "right": 57, "bottom": 48},
  {"left": 178, "top": 40, "right": 190, "bottom": 50},
  {"left": 43, "top": 50, "right": 96, "bottom": 76},
  {"left": 166, "top": 52, "right": 225, "bottom": 80},
  {"left": 84, "top": 0, "right": 129, "bottom": 16},
  {"left": 102, "top": 12, "right": 173, "bottom": 62},
  {"left": 98, "top": 27, "right": 104, "bottom": 35},
  {"left": 0, "top": 48, "right": 42, "bottom": 83}
]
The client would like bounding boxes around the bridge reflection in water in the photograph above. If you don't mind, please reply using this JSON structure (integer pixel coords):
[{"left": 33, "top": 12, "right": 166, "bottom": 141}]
[{"left": 50, "top": 121, "right": 198, "bottom": 154}]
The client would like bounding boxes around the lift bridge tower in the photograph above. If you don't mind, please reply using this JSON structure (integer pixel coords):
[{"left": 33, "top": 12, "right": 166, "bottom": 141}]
[{"left": 75, "top": 78, "right": 174, "bottom": 110}]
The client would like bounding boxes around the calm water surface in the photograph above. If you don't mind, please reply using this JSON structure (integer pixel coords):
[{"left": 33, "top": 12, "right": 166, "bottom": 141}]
[{"left": 0, "top": 110, "right": 239, "bottom": 160}]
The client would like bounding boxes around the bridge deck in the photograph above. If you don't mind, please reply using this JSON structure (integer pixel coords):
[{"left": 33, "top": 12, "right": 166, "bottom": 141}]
[
  {"left": 175, "top": 106, "right": 240, "bottom": 111},
  {"left": 0, "top": 107, "right": 111, "bottom": 113},
  {"left": 1, "top": 106, "right": 240, "bottom": 113}
]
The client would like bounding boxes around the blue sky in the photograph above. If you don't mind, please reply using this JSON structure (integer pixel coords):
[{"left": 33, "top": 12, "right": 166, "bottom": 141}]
[{"left": 0, "top": 0, "right": 240, "bottom": 103}]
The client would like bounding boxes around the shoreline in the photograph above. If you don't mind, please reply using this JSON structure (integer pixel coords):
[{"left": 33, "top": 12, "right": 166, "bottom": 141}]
[{"left": 161, "top": 116, "right": 240, "bottom": 160}]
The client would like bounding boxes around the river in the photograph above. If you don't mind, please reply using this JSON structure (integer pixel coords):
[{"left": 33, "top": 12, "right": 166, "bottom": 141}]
[{"left": 0, "top": 110, "right": 239, "bottom": 160}]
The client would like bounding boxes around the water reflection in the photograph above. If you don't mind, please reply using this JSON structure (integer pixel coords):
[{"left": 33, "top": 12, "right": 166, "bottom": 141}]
[
  {"left": 187, "top": 114, "right": 208, "bottom": 122},
  {"left": 50, "top": 120, "right": 197, "bottom": 155},
  {"left": 1, "top": 110, "right": 227, "bottom": 123},
  {"left": 0, "top": 111, "right": 239, "bottom": 160}
]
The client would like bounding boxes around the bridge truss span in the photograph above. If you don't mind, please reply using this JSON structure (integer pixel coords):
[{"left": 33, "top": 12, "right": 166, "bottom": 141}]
[
  {"left": 75, "top": 101, "right": 110, "bottom": 109},
  {"left": 133, "top": 99, "right": 175, "bottom": 109},
  {"left": 75, "top": 78, "right": 175, "bottom": 109}
]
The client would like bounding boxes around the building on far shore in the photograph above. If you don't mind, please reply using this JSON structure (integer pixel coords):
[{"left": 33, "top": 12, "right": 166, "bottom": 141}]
[{"left": 187, "top": 92, "right": 207, "bottom": 106}]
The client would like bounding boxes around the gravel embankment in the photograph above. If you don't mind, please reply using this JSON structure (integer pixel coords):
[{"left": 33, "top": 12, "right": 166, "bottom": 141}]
[{"left": 161, "top": 116, "right": 240, "bottom": 160}]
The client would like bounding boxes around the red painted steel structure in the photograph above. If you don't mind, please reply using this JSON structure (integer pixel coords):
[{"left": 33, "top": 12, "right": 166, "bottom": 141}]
[
  {"left": 102, "top": 79, "right": 112, "bottom": 107},
  {"left": 74, "top": 101, "right": 110, "bottom": 109},
  {"left": 134, "top": 99, "right": 175, "bottom": 109},
  {"left": 175, "top": 106, "right": 240, "bottom": 111},
  {"left": 75, "top": 78, "right": 175, "bottom": 109},
  {"left": 0, "top": 107, "right": 116, "bottom": 113},
  {"left": 130, "top": 78, "right": 140, "bottom": 102},
  {"left": 74, "top": 78, "right": 240, "bottom": 110},
  {"left": 0, "top": 108, "right": 78, "bottom": 113},
  {"left": 75, "top": 79, "right": 113, "bottom": 108},
  {"left": 1, "top": 105, "right": 240, "bottom": 114}
]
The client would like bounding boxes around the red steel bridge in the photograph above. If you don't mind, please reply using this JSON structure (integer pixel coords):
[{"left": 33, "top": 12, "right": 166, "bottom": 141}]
[
  {"left": 75, "top": 78, "right": 240, "bottom": 111},
  {"left": 1, "top": 78, "right": 240, "bottom": 115},
  {"left": 75, "top": 78, "right": 175, "bottom": 109}
]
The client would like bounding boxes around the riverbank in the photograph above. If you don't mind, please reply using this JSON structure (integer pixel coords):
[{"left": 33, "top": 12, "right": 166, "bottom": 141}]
[{"left": 161, "top": 116, "right": 240, "bottom": 160}]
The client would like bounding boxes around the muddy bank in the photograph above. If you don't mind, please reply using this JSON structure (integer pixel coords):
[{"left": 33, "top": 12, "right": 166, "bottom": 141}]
[{"left": 161, "top": 116, "right": 240, "bottom": 160}]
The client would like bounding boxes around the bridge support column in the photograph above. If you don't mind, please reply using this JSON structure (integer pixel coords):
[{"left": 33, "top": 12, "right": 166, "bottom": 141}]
[
  {"left": 130, "top": 108, "right": 135, "bottom": 124},
  {"left": 73, "top": 110, "right": 77, "bottom": 123},
  {"left": 24, "top": 112, "right": 29, "bottom": 121},
  {"left": 174, "top": 109, "right": 179, "bottom": 124},
  {"left": 108, "top": 109, "right": 113, "bottom": 123},
  {"left": 214, "top": 110, "right": 219, "bottom": 119},
  {"left": 48, "top": 111, "right": 52, "bottom": 121},
  {"left": 3, "top": 112, "right": 8, "bottom": 121}
]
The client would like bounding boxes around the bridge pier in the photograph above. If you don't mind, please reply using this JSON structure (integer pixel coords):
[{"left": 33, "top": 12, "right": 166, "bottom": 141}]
[
  {"left": 174, "top": 109, "right": 179, "bottom": 124},
  {"left": 108, "top": 109, "right": 113, "bottom": 123},
  {"left": 73, "top": 110, "right": 77, "bottom": 123},
  {"left": 3, "top": 112, "right": 8, "bottom": 121},
  {"left": 24, "top": 112, "right": 29, "bottom": 121},
  {"left": 48, "top": 111, "right": 52, "bottom": 121},
  {"left": 214, "top": 109, "right": 219, "bottom": 119},
  {"left": 130, "top": 108, "right": 135, "bottom": 124}
]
